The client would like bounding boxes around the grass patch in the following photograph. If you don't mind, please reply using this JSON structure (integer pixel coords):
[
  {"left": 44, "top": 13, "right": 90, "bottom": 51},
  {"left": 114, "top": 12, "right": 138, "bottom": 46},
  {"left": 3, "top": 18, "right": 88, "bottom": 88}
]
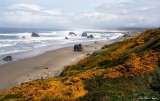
[
  {"left": 78, "top": 68, "right": 160, "bottom": 101},
  {"left": 0, "top": 94, "right": 19, "bottom": 101},
  {"left": 131, "top": 37, "right": 160, "bottom": 54},
  {"left": 102, "top": 41, "right": 122, "bottom": 49}
]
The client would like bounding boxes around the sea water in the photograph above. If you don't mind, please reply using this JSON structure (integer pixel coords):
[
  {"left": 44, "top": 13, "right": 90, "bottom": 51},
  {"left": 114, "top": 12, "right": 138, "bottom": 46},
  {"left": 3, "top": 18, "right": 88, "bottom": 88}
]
[{"left": 0, "top": 28, "right": 124, "bottom": 65}]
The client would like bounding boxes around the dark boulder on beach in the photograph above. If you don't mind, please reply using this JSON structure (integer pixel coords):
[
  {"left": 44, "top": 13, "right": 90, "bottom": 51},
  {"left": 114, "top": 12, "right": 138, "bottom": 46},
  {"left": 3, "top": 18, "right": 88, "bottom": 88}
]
[
  {"left": 82, "top": 32, "right": 87, "bottom": 37},
  {"left": 31, "top": 32, "right": 40, "bottom": 37},
  {"left": 69, "top": 32, "right": 76, "bottom": 36},
  {"left": 3, "top": 56, "right": 12, "bottom": 62},
  {"left": 87, "top": 35, "right": 94, "bottom": 38},
  {"left": 74, "top": 44, "right": 83, "bottom": 52}
]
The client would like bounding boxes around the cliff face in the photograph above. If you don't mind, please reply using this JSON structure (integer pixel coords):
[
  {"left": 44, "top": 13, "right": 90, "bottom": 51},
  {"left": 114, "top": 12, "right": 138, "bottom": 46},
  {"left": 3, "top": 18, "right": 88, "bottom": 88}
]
[{"left": 0, "top": 29, "right": 160, "bottom": 101}]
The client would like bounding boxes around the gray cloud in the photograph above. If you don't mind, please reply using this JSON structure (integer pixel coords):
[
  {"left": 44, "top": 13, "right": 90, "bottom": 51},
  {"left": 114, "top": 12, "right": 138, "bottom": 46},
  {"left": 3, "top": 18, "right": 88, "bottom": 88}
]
[
  {"left": 0, "top": 0, "right": 160, "bottom": 28},
  {"left": 93, "top": 0, "right": 160, "bottom": 27}
]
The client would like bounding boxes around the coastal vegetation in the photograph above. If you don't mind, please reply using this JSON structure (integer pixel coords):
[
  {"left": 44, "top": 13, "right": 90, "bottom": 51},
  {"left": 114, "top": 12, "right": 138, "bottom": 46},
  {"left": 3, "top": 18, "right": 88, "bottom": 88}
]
[{"left": 0, "top": 29, "right": 160, "bottom": 101}]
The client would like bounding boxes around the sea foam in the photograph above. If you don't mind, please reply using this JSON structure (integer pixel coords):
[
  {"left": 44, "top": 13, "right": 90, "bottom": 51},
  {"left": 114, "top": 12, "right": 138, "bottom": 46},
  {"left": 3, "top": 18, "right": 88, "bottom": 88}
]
[{"left": 0, "top": 29, "right": 124, "bottom": 65}]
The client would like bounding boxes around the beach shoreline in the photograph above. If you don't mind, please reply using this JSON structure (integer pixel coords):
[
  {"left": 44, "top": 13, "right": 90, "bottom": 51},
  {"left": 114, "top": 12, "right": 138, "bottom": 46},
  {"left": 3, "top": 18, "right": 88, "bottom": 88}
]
[
  {"left": 0, "top": 41, "right": 100, "bottom": 65},
  {"left": 0, "top": 40, "right": 105, "bottom": 92},
  {"left": 0, "top": 30, "right": 140, "bottom": 92}
]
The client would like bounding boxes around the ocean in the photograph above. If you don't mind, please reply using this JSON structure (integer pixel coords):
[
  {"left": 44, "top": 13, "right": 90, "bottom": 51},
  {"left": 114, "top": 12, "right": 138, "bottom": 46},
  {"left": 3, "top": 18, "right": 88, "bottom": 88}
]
[{"left": 0, "top": 28, "right": 124, "bottom": 65}]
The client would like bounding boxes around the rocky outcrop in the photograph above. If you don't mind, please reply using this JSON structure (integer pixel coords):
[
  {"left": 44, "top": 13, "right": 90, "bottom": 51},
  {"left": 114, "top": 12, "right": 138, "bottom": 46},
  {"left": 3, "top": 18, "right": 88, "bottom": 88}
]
[
  {"left": 87, "top": 35, "right": 94, "bottom": 38},
  {"left": 3, "top": 56, "right": 12, "bottom": 61},
  {"left": 74, "top": 44, "right": 83, "bottom": 52},
  {"left": 31, "top": 32, "right": 40, "bottom": 37},
  {"left": 82, "top": 32, "right": 87, "bottom": 37},
  {"left": 65, "top": 37, "right": 69, "bottom": 39},
  {"left": 69, "top": 32, "right": 76, "bottom": 36}
]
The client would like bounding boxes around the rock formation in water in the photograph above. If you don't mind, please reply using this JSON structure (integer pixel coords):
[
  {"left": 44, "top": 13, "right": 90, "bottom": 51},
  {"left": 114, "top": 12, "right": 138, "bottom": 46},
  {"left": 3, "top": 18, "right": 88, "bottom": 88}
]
[
  {"left": 87, "top": 35, "right": 94, "bottom": 38},
  {"left": 31, "top": 32, "right": 40, "bottom": 37},
  {"left": 82, "top": 32, "right": 87, "bottom": 37},
  {"left": 69, "top": 32, "right": 76, "bottom": 36}
]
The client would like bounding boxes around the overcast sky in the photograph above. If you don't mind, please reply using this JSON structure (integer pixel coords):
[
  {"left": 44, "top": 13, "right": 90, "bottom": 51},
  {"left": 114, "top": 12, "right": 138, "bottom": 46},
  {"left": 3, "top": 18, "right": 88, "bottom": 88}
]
[{"left": 0, "top": 0, "right": 160, "bottom": 29}]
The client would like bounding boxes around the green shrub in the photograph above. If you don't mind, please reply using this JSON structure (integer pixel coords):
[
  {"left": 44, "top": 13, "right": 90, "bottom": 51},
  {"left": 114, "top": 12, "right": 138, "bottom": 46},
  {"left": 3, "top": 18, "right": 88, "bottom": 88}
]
[
  {"left": 0, "top": 94, "right": 19, "bottom": 101},
  {"left": 78, "top": 69, "right": 160, "bottom": 101}
]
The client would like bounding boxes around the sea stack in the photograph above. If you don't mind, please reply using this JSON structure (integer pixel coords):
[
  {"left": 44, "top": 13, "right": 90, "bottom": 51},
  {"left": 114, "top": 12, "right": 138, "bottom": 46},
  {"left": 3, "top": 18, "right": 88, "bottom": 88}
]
[
  {"left": 31, "top": 32, "right": 40, "bottom": 37},
  {"left": 65, "top": 37, "right": 69, "bottom": 39},
  {"left": 87, "top": 35, "right": 94, "bottom": 38},
  {"left": 69, "top": 32, "right": 76, "bottom": 36},
  {"left": 82, "top": 32, "right": 87, "bottom": 37}
]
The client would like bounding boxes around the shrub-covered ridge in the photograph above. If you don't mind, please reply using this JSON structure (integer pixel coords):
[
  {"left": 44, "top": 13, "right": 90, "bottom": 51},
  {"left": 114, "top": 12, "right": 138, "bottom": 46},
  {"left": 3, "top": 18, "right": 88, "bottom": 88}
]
[{"left": 0, "top": 29, "right": 160, "bottom": 101}]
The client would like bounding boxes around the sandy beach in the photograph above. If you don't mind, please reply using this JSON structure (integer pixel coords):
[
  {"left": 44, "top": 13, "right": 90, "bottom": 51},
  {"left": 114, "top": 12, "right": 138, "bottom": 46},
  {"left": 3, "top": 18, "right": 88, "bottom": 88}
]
[
  {"left": 0, "top": 30, "right": 140, "bottom": 92},
  {"left": 0, "top": 40, "right": 108, "bottom": 92}
]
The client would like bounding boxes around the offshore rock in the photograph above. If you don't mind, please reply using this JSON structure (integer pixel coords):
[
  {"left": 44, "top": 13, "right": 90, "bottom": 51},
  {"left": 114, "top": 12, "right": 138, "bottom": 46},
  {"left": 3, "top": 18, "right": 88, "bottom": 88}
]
[
  {"left": 65, "top": 37, "right": 69, "bottom": 39},
  {"left": 69, "top": 32, "right": 77, "bottom": 36},
  {"left": 82, "top": 32, "right": 87, "bottom": 37},
  {"left": 31, "top": 32, "right": 40, "bottom": 37},
  {"left": 87, "top": 35, "right": 94, "bottom": 38}
]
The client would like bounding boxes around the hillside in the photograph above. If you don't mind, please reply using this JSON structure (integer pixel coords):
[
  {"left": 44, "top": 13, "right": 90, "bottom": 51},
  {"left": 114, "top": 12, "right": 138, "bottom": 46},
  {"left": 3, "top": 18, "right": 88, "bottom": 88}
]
[{"left": 0, "top": 29, "right": 160, "bottom": 101}]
